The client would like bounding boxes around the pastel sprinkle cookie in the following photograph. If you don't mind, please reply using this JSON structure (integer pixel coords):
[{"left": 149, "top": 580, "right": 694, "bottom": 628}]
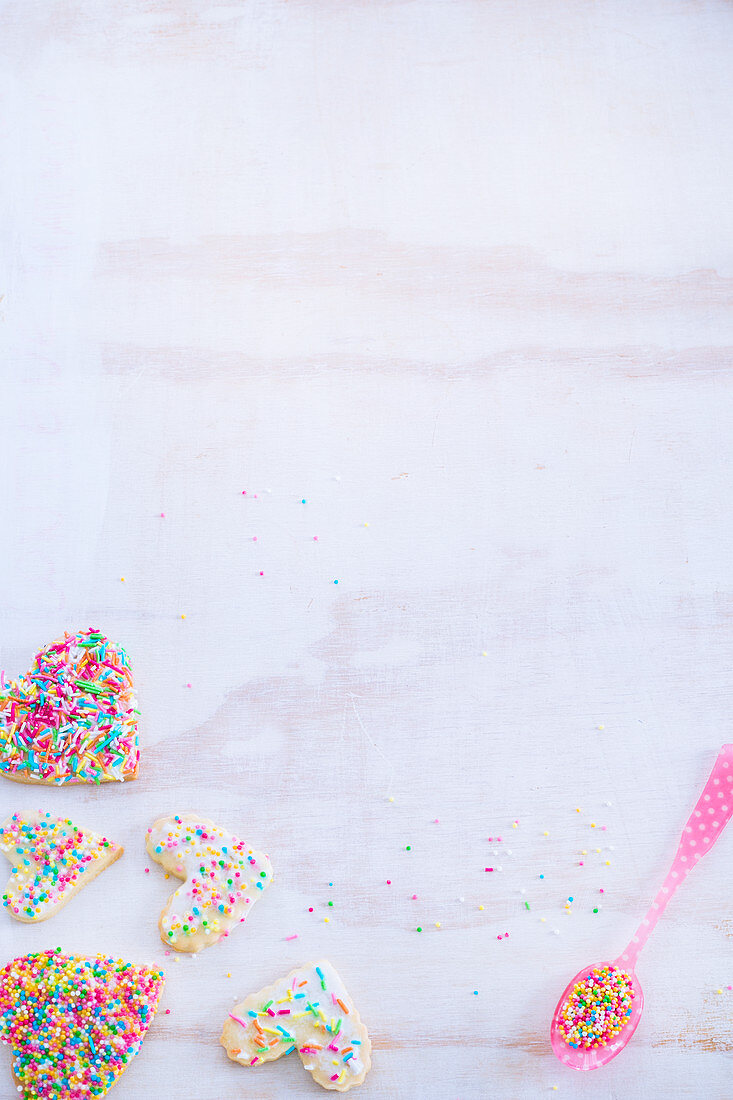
[
  {"left": 221, "top": 960, "right": 371, "bottom": 1091},
  {"left": 1, "top": 811, "right": 123, "bottom": 923},
  {"left": 0, "top": 630, "right": 139, "bottom": 786},
  {"left": 146, "top": 813, "right": 273, "bottom": 952},
  {"left": 558, "top": 964, "right": 635, "bottom": 1049},
  {"left": 0, "top": 949, "right": 164, "bottom": 1099}
]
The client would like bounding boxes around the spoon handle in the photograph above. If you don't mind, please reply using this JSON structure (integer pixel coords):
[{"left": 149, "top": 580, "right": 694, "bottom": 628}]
[{"left": 619, "top": 744, "right": 733, "bottom": 971}]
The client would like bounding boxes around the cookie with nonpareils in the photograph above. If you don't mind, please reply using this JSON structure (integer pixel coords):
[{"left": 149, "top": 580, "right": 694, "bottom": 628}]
[
  {"left": 146, "top": 813, "right": 273, "bottom": 952},
  {"left": 0, "top": 950, "right": 164, "bottom": 1098},
  {"left": 1, "top": 810, "right": 123, "bottom": 922}
]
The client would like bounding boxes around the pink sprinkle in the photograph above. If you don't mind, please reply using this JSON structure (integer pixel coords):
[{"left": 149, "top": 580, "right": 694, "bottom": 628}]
[
  {"left": 186, "top": 682, "right": 192, "bottom": 688},
  {"left": 411, "top": 894, "right": 417, "bottom": 900},
  {"left": 160, "top": 512, "right": 165, "bottom": 518},
  {"left": 229, "top": 1014, "right": 248, "bottom": 1027},
  {"left": 433, "top": 818, "right": 440, "bottom": 823},
  {"left": 252, "top": 536, "right": 257, "bottom": 541},
  {"left": 485, "top": 867, "right": 493, "bottom": 872},
  {"left": 497, "top": 836, "right": 502, "bottom": 842},
  {"left": 386, "top": 880, "right": 391, "bottom": 885},
  {"left": 144, "top": 868, "right": 150, "bottom": 874},
  {"left": 313, "top": 536, "right": 319, "bottom": 541},
  {"left": 242, "top": 490, "right": 247, "bottom": 495},
  {"left": 504, "top": 932, "right": 509, "bottom": 938},
  {"left": 285, "top": 934, "right": 299, "bottom": 941},
  {"left": 331, "top": 1075, "right": 339, "bottom": 1082},
  {"left": 250, "top": 1057, "right": 259, "bottom": 1065},
  {"left": 165, "top": 1009, "right": 171, "bottom": 1014},
  {"left": 259, "top": 571, "right": 264, "bottom": 576},
  {"left": 497, "top": 935, "right": 502, "bottom": 940},
  {"left": 309, "top": 907, "right": 314, "bottom": 912},
  {"left": 600, "top": 888, "right": 604, "bottom": 893}
]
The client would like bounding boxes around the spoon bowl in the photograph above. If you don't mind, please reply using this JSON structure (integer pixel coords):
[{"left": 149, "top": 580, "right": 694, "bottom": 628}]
[{"left": 550, "top": 958, "right": 644, "bottom": 1069}]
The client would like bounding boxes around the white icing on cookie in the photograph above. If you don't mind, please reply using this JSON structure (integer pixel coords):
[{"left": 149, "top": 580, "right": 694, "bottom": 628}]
[
  {"left": 221, "top": 960, "right": 371, "bottom": 1091},
  {"left": 145, "top": 813, "right": 273, "bottom": 952},
  {"left": 1, "top": 810, "right": 123, "bottom": 922}
]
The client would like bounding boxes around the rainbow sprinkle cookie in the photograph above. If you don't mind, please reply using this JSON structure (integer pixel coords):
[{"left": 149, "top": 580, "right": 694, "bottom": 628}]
[
  {"left": 0, "top": 630, "right": 139, "bottom": 786},
  {"left": 558, "top": 964, "right": 635, "bottom": 1049},
  {"left": 221, "top": 960, "right": 371, "bottom": 1092},
  {"left": 0, "top": 949, "right": 164, "bottom": 1099},
  {"left": 146, "top": 813, "right": 273, "bottom": 953},
  {"left": 1, "top": 811, "right": 123, "bottom": 923}
]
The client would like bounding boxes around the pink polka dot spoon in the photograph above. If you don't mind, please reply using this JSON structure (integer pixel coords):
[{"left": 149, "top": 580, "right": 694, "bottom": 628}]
[{"left": 551, "top": 744, "right": 733, "bottom": 1069}]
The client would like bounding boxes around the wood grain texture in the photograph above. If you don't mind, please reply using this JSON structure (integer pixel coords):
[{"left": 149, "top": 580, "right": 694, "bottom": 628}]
[{"left": 1, "top": 1, "right": 732, "bottom": 1097}]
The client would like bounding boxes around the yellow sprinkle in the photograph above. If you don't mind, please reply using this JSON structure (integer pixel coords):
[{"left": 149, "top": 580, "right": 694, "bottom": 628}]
[
  {"left": 181, "top": 613, "right": 186, "bottom": 619},
  {"left": 324, "top": 917, "right": 329, "bottom": 923},
  {"left": 595, "top": 848, "right": 601, "bottom": 853},
  {"left": 591, "top": 822, "right": 596, "bottom": 828},
  {"left": 120, "top": 577, "right": 125, "bottom": 582},
  {"left": 575, "top": 808, "right": 581, "bottom": 813},
  {"left": 540, "top": 917, "right": 546, "bottom": 922},
  {"left": 581, "top": 849, "right": 587, "bottom": 855},
  {"left": 605, "top": 860, "right": 611, "bottom": 865},
  {"left": 435, "top": 922, "right": 441, "bottom": 928},
  {"left": 716, "top": 988, "right": 723, "bottom": 994},
  {"left": 388, "top": 796, "right": 394, "bottom": 803},
  {"left": 543, "top": 831, "right": 550, "bottom": 836},
  {"left": 478, "top": 905, "right": 484, "bottom": 911},
  {"left": 512, "top": 822, "right": 517, "bottom": 829},
  {"left": 481, "top": 651, "right": 488, "bottom": 657},
  {"left": 364, "top": 522, "right": 369, "bottom": 527},
  {"left": 227, "top": 973, "right": 232, "bottom": 978}
]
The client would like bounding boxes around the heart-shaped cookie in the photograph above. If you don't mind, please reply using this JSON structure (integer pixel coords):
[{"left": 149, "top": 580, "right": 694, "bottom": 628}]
[
  {"left": 146, "top": 813, "right": 273, "bottom": 952},
  {"left": 0, "top": 629, "right": 139, "bottom": 785},
  {"left": 1, "top": 811, "right": 123, "bottom": 922},
  {"left": 221, "top": 960, "right": 371, "bottom": 1091},
  {"left": 0, "top": 949, "right": 165, "bottom": 1098}
]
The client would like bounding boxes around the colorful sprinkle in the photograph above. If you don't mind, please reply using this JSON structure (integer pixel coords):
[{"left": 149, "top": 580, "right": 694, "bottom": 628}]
[{"left": 0, "top": 630, "right": 139, "bottom": 785}]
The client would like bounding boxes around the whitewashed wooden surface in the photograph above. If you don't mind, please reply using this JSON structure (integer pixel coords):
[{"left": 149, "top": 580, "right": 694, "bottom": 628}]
[{"left": 1, "top": 2, "right": 733, "bottom": 1097}]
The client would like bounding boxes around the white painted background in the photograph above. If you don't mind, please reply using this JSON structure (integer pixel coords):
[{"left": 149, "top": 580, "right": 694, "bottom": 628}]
[{"left": 1, "top": 2, "right": 733, "bottom": 1097}]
